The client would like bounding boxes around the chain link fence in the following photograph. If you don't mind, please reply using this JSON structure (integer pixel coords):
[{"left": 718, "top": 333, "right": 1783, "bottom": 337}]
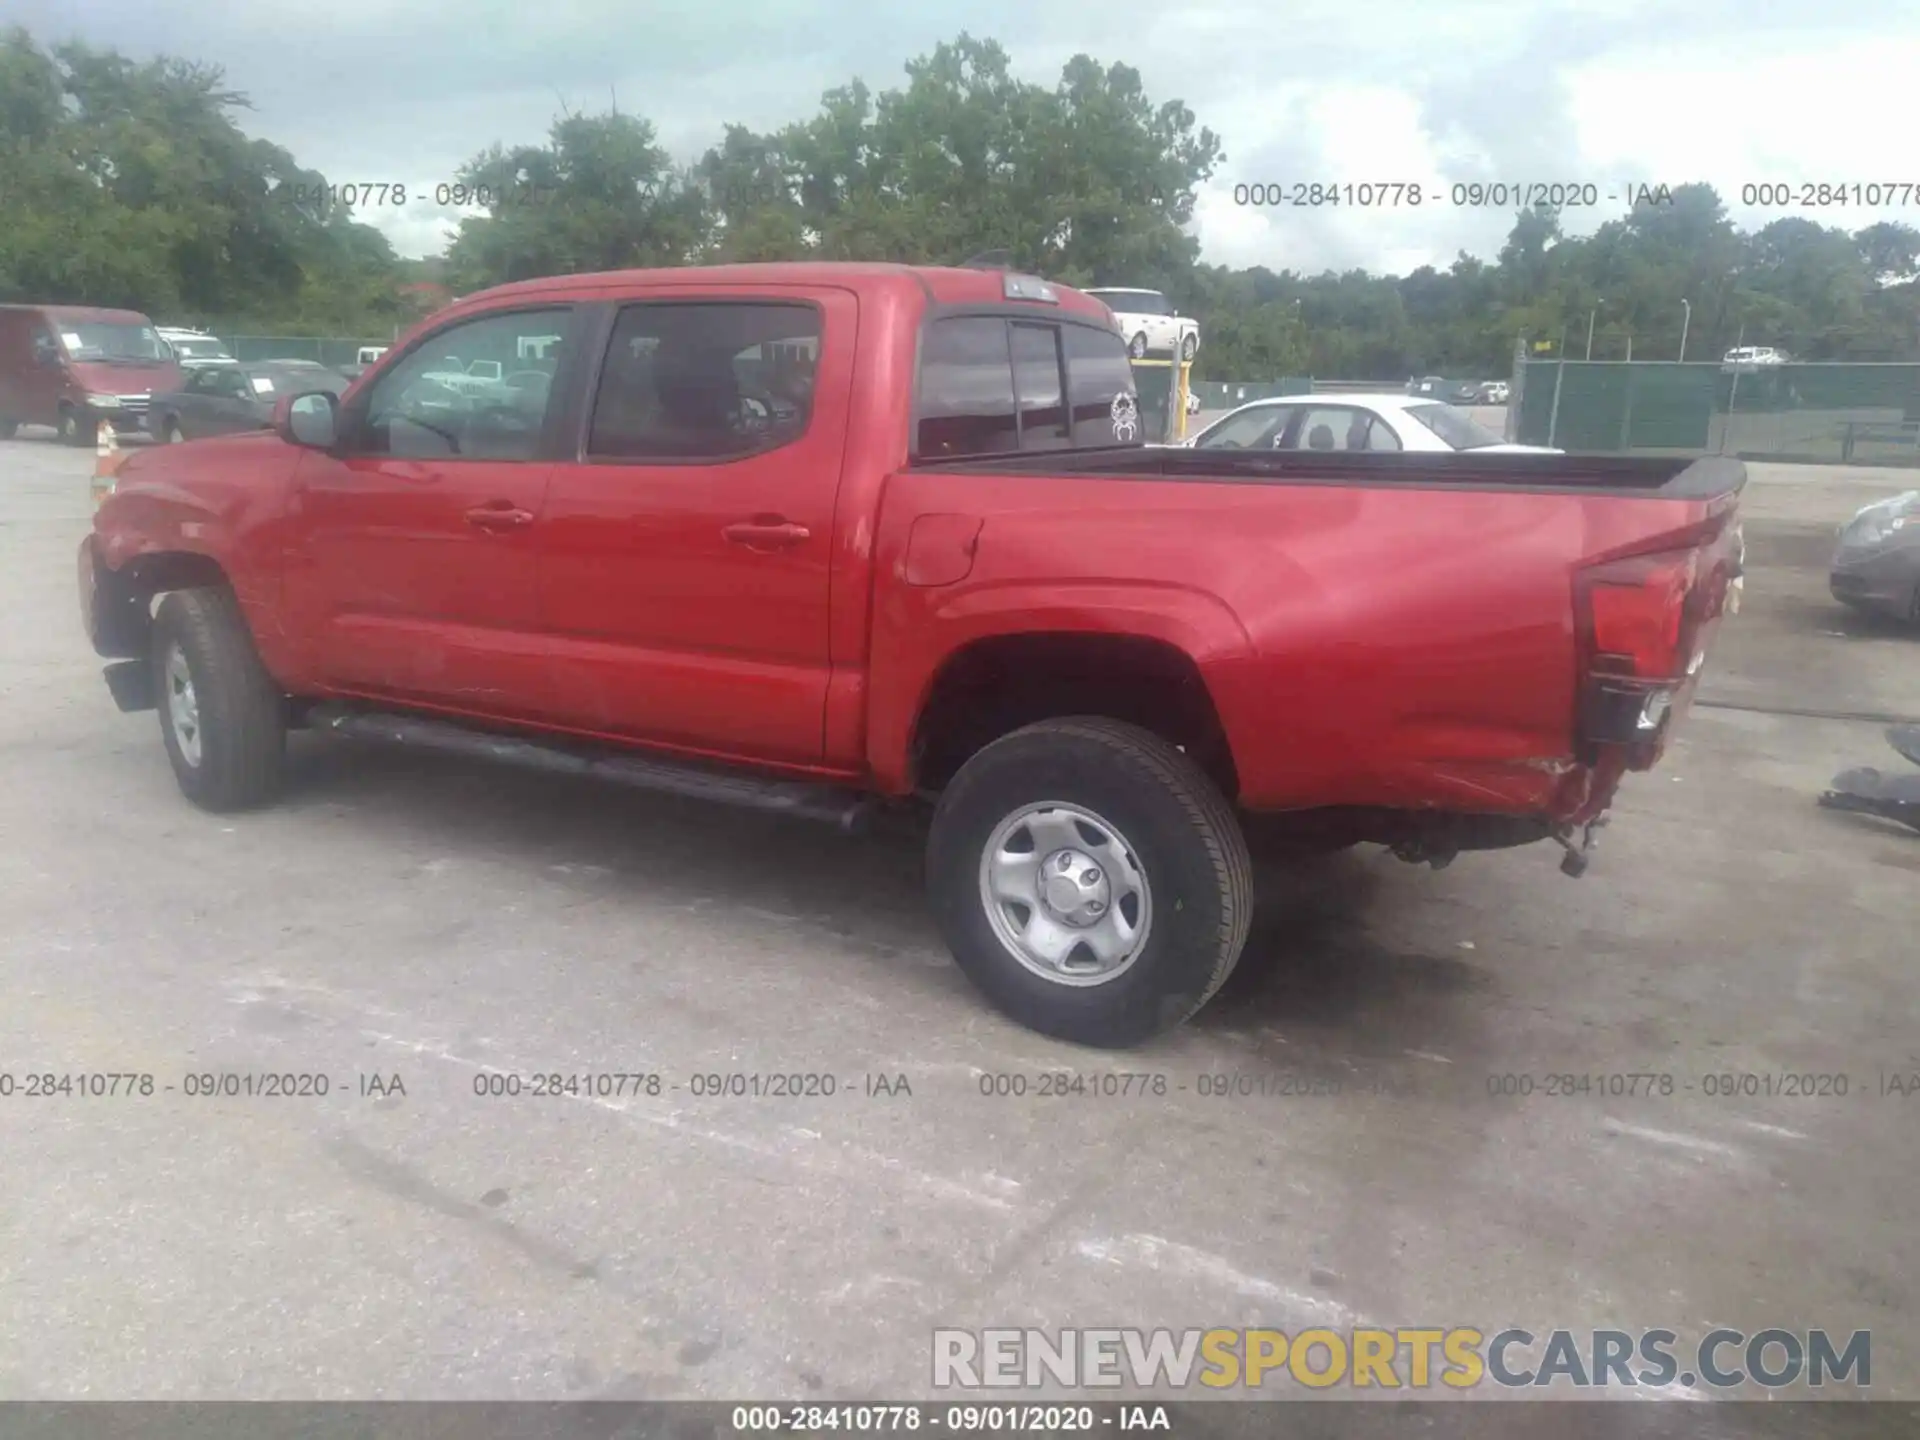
[
  {"left": 211, "top": 335, "right": 393, "bottom": 368},
  {"left": 1512, "top": 359, "right": 1920, "bottom": 463}
]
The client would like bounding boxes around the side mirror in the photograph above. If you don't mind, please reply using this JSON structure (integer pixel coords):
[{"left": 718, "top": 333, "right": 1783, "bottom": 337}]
[{"left": 277, "top": 390, "right": 338, "bottom": 450}]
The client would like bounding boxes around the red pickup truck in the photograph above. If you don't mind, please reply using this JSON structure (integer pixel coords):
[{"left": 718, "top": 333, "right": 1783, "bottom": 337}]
[{"left": 80, "top": 262, "right": 1744, "bottom": 1047}]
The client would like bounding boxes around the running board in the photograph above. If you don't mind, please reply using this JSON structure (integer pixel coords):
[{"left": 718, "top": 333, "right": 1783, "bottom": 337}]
[{"left": 308, "top": 704, "right": 875, "bottom": 833}]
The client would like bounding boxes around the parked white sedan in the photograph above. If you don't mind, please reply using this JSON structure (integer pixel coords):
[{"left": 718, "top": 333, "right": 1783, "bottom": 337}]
[{"left": 1183, "top": 392, "right": 1560, "bottom": 454}]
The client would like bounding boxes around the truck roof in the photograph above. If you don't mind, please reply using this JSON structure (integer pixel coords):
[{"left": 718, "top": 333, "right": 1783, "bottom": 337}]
[
  {"left": 0, "top": 303, "right": 154, "bottom": 323},
  {"left": 455, "top": 262, "right": 1115, "bottom": 324}
]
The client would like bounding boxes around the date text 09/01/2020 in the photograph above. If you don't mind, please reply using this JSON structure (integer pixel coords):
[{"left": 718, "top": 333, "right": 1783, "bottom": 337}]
[{"left": 1228, "top": 182, "right": 1676, "bottom": 208}]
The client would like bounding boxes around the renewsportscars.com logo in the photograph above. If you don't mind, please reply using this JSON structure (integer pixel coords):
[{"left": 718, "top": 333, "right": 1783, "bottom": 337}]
[{"left": 932, "top": 1327, "right": 1871, "bottom": 1393}]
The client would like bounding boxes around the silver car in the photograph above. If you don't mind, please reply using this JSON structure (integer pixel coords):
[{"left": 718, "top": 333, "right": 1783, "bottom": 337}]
[{"left": 1830, "top": 490, "right": 1920, "bottom": 624}]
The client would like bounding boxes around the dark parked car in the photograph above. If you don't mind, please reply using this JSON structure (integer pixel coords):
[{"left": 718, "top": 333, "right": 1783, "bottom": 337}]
[
  {"left": 150, "top": 360, "right": 349, "bottom": 443},
  {"left": 1831, "top": 490, "right": 1920, "bottom": 624}
]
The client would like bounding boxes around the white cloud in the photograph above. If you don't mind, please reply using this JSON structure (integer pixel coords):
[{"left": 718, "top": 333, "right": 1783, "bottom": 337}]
[{"left": 12, "top": 0, "right": 1919, "bottom": 271}]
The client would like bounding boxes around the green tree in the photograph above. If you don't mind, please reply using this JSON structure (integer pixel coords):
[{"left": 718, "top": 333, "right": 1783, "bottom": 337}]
[{"left": 445, "top": 110, "right": 711, "bottom": 290}]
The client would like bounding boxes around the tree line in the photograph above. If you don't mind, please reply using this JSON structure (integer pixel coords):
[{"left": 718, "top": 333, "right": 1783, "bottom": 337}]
[{"left": 3, "top": 25, "right": 1915, "bottom": 381}]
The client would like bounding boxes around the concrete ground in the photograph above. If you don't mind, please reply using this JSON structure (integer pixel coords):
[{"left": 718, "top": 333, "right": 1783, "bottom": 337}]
[{"left": 1, "top": 431, "right": 1917, "bottom": 1417}]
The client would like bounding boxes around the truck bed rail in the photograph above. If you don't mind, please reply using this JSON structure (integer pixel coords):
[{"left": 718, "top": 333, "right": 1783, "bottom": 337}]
[{"left": 913, "top": 448, "right": 1747, "bottom": 500}]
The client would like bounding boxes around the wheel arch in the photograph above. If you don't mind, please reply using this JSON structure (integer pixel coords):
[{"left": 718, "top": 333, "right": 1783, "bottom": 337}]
[{"left": 906, "top": 628, "right": 1242, "bottom": 800}]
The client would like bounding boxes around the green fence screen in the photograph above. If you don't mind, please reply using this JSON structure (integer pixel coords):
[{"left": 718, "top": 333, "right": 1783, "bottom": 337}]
[
  {"left": 1190, "top": 378, "right": 1314, "bottom": 411},
  {"left": 1515, "top": 360, "right": 1920, "bottom": 462}
]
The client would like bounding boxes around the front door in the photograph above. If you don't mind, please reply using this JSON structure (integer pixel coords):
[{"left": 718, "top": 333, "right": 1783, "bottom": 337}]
[
  {"left": 281, "top": 304, "right": 581, "bottom": 714},
  {"left": 536, "top": 292, "right": 851, "bottom": 764},
  {"left": 196, "top": 366, "right": 259, "bottom": 436}
]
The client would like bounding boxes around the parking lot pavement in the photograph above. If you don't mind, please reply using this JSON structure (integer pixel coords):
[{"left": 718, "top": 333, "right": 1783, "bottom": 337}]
[{"left": 1, "top": 432, "right": 1916, "bottom": 1410}]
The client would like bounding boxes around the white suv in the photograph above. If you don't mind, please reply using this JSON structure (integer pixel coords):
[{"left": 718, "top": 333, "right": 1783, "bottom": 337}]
[
  {"left": 1723, "top": 346, "right": 1787, "bottom": 368},
  {"left": 1083, "top": 288, "right": 1201, "bottom": 362},
  {"left": 157, "top": 327, "right": 232, "bottom": 365}
]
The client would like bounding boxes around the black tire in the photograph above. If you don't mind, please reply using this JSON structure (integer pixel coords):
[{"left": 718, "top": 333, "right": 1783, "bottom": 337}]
[
  {"left": 58, "top": 407, "right": 97, "bottom": 447},
  {"left": 1128, "top": 332, "right": 1148, "bottom": 359},
  {"left": 926, "top": 717, "right": 1253, "bottom": 1048},
  {"left": 1180, "top": 332, "right": 1198, "bottom": 361},
  {"left": 152, "top": 588, "right": 287, "bottom": 811},
  {"left": 164, "top": 418, "right": 186, "bottom": 444}
]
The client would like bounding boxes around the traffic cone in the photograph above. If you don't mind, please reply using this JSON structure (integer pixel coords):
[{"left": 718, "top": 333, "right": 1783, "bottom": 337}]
[{"left": 91, "top": 421, "right": 125, "bottom": 507}]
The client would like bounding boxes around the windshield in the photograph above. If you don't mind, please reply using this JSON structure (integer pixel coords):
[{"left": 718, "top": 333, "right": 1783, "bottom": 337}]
[
  {"left": 1086, "top": 289, "right": 1172, "bottom": 317},
  {"left": 169, "top": 337, "right": 229, "bottom": 359},
  {"left": 1404, "top": 402, "right": 1505, "bottom": 450},
  {"left": 58, "top": 322, "right": 171, "bottom": 364}
]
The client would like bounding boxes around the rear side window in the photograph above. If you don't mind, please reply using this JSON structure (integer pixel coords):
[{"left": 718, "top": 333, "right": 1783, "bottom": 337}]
[
  {"left": 916, "top": 316, "right": 1142, "bottom": 458},
  {"left": 589, "top": 302, "right": 821, "bottom": 462}
]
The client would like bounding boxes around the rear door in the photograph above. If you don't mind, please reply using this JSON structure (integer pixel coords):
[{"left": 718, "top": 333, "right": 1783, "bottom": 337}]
[
  {"left": 281, "top": 303, "right": 583, "bottom": 711},
  {"left": 534, "top": 290, "right": 852, "bottom": 763}
]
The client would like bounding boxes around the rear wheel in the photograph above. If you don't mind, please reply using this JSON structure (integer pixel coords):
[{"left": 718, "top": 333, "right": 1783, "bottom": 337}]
[
  {"left": 152, "top": 588, "right": 288, "bottom": 812},
  {"left": 926, "top": 717, "right": 1252, "bottom": 1048},
  {"left": 1128, "top": 332, "right": 1148, "bottom": 359}
]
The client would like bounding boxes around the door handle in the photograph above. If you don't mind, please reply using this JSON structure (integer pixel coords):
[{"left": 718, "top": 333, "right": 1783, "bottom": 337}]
[
  {"left": 722, "top": 519, "right": 810, "bottom": 550},
  {"left": 465, "top": 503, "right": 535, "bottom": 531}
]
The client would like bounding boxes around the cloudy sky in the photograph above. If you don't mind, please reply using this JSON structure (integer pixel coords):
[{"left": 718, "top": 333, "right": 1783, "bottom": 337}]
[{"left": 15, "top": 0, "right": 1920, "bottom": 275}]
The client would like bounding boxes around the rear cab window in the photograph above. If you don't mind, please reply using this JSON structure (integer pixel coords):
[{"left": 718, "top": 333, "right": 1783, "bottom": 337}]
[{"left": 916, "top": 312, "right": 1140, "bottom": 460}]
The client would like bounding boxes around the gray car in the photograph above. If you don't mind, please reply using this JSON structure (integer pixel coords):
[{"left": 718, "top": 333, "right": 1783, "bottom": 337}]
[
  {"left": 149, "top": 360, "right": 348, "bottom": 442},
  {"left": 1830, "top": 490, "right": 1920, "bottom": 624}
]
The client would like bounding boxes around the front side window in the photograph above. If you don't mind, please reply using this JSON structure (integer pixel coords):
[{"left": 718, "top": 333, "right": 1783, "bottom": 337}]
[
  {"left": 587, "top": 302, "right": 821, "bottom": 462},
  {"left": 1195, "top": 405, "right": 1294, "bottom": 450},
  {"left": 359, "top": 308, "right": 569, "bottom": 460}
]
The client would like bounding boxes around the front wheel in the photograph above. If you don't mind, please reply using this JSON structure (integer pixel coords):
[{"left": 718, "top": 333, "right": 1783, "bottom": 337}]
[
  {"left": 152, "top": 588, "right": 288, "bottom": 811},
  {"left": 0, "top": 417, "right": 17, "bottom": 439},
  {"left": 1128, "top": 332, "right": 1148, "bottom": 359},
  {"left": 58, "top": 408, "right": 97, "bottom": 447},
  {"left": 927, "top": 718, "right": 1253, "bottom": 1048},
  {"left": 1180, "top": 332, "right": 1198, "bottom": 361},
  {"left": 164, "top": 419, "right": 186, "bottom": 444}
]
